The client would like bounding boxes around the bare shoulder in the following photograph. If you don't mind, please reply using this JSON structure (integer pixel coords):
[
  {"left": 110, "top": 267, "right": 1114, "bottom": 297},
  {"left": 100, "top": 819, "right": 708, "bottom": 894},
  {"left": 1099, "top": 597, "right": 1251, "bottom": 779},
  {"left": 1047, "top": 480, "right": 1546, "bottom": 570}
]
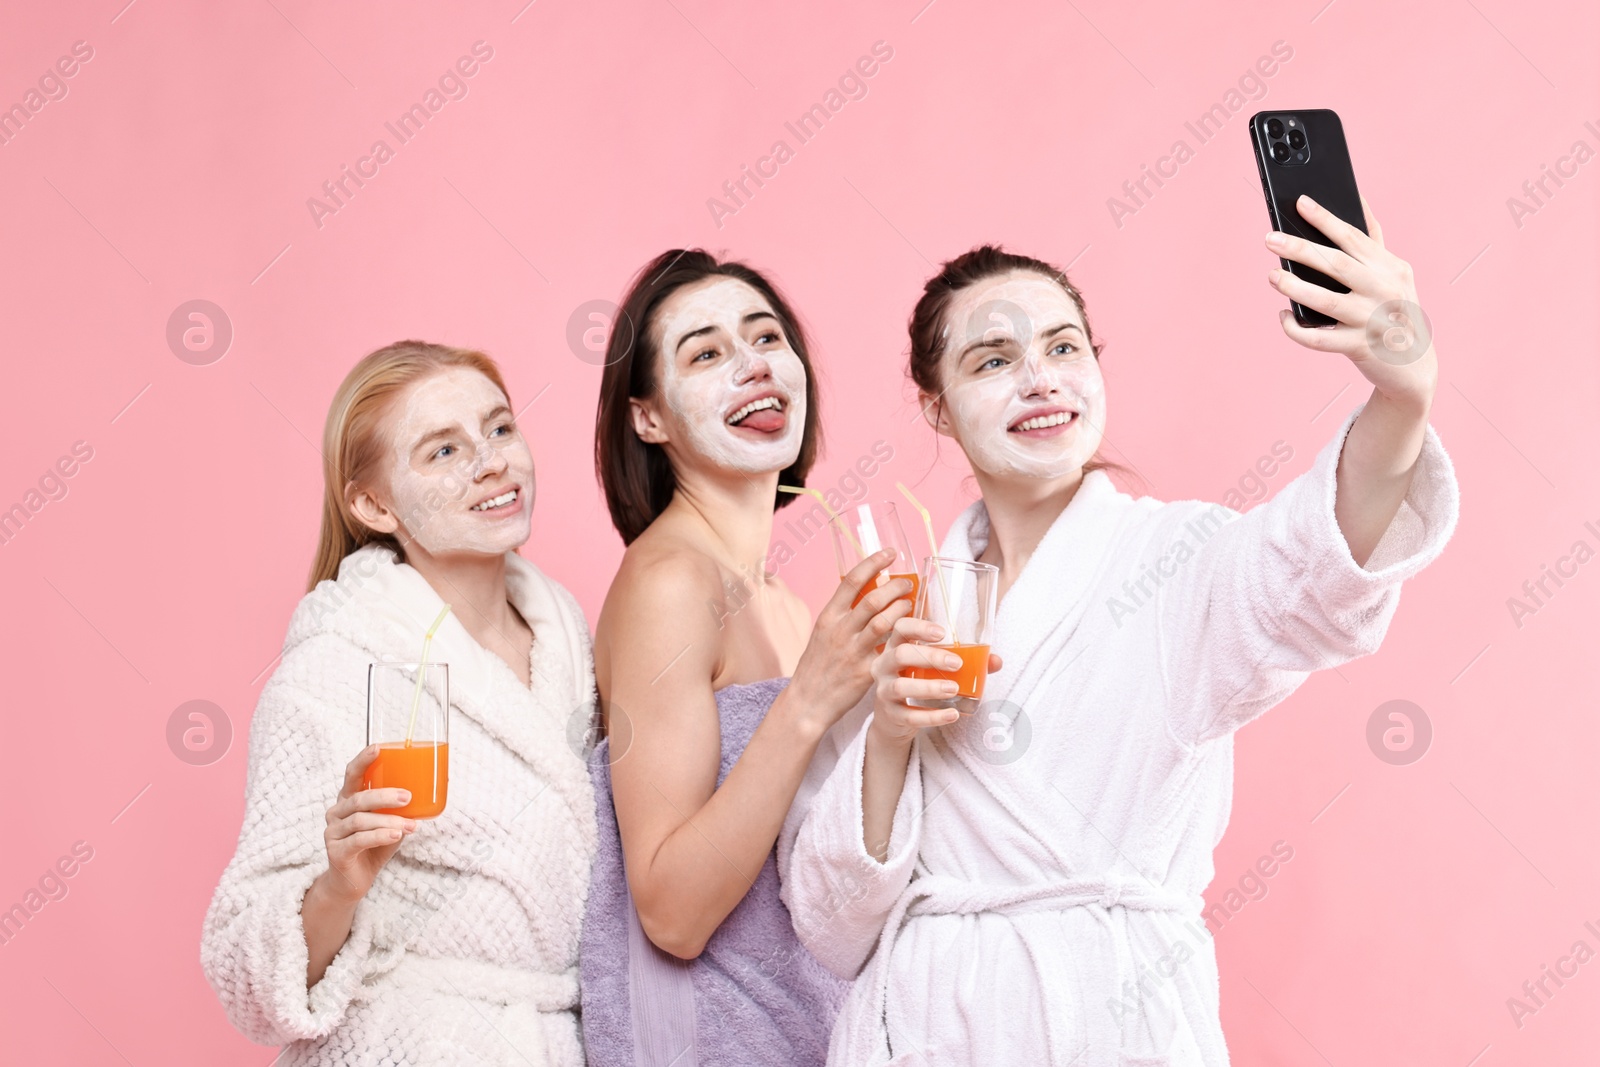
[
  {"left": 602, "top": 529, "right": 727, "bottom": 626},
  {"left": 595, "top": 525, "right": 729, "bottom": 681}
]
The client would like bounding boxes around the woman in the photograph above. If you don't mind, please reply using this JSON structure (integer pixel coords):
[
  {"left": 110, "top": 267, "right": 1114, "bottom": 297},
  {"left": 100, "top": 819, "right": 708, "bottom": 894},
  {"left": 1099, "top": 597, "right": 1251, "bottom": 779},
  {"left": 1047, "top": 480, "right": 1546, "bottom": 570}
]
[
  {"left": 579, "top": 250, "right": 908, "bottom": 1065},
  {"left": 780, "top": 196, "right": 1461, "bottom": 1064},
  {"left": 201, "top": 342, "right": 597, "bottom": 1065}
]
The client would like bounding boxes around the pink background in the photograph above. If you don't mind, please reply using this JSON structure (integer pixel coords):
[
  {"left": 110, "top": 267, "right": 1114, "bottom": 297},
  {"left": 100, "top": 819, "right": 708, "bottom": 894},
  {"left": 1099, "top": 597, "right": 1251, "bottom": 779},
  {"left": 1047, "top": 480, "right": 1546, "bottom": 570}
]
[{"left": 1, "top": 0, "right": 1595, "bottom": 1062}]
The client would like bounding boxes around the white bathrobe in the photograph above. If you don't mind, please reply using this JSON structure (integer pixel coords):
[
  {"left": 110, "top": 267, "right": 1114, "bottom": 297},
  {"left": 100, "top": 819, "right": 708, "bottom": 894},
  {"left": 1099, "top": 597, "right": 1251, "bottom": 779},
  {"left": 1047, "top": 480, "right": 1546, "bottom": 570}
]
[
  {"left": 778, "top": 403, "right": 1460, "bottom": 1066},
  {"left": 201, "top": 542, "right": 599, "bottom": 1066}
]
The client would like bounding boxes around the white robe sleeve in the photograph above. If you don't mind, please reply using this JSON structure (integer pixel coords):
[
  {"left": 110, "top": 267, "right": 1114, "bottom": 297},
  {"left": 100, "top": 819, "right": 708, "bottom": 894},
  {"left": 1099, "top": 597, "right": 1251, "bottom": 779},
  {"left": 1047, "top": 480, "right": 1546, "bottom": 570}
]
[
  {"left": 778, "top": 697, "right": 925, "bottom": 981},
  {"left": 1157, "top": 402, "right": 1460, "bottom": 746},
  {"left": 200, "top": 665, "right": 392, "bottom": 1045}
]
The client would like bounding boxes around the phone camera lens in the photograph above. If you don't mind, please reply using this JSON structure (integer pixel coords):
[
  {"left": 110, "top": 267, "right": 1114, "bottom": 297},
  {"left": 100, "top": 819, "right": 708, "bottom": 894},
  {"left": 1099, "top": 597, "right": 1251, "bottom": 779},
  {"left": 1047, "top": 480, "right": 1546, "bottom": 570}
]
[
  {"left": 1288, "top": 129, "right": 1306, "bottom": 150},
  {"left": 1272, "top": 142, "right": 1290, "bottom": 163},
  {"left": 1266, "top": 118, "right": 1284, "bottom": 138}
]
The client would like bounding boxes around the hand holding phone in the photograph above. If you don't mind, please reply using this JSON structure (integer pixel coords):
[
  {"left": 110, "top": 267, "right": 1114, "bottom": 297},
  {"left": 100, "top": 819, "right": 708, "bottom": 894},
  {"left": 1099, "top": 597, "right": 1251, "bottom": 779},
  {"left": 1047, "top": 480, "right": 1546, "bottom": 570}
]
[
  {"left": 1249, "top": 109, "right": 1369, "bottom": 328},
  {"left": 1247, "top": 109, "right": 1437, "bottom": 412}
]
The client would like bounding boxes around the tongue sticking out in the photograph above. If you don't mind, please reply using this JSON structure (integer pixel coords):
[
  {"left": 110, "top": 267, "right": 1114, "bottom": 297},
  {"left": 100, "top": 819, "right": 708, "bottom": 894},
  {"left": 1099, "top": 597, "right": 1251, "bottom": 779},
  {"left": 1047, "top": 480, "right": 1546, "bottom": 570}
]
[{"left": 733, "top": 407, "right": 786, "bottom": 433}]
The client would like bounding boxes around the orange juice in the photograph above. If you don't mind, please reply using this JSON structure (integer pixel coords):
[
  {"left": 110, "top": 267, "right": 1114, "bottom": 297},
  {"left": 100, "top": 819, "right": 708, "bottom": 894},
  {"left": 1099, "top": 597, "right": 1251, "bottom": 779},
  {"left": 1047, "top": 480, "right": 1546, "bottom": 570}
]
[
  {"left": 364, "top": 740, "right": 449, "bottom": 819},
  {"left": 848, "top": 572, "right": 920, "bottom": 653},
  {"left": 849, "top": 572, "right": 921, "bottom": 609},
  {"left": 901, "top": 643, "right": 990, "bottom": 702},
  {"left": 889, "top": 572, "right": 920, "bottom": 609}
]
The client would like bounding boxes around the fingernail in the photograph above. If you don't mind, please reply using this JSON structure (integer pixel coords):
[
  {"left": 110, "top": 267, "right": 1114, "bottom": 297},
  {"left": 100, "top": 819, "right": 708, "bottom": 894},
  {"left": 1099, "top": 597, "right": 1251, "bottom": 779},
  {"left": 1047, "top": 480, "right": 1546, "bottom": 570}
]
[
  {"left": 944, "top": 655, "right": 962, "bottom": 669},
  {"left": 404, "top": 819, "right": 419, "bottom": 831},
  {"left": 398, "top": 791, "right": 412, "bottom": 802},
  {"left": 943, "top": 681, "right": 960, "bottom": 693}
]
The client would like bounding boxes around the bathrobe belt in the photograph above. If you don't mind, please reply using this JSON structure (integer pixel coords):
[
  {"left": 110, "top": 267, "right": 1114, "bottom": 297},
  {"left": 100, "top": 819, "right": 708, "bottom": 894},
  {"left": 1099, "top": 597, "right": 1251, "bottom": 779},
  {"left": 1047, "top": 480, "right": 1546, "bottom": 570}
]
[
  {"left": 863, "top": 875, "right": 1201, "bottom": 1067},
  {"left": 357, "top": 953, "right": 581, "bottom": 1013}
]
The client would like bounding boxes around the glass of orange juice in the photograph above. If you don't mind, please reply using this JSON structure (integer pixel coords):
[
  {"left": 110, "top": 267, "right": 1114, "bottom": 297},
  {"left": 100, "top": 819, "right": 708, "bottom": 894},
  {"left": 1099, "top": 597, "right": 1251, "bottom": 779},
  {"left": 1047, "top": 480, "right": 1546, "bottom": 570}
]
[
  {"left": 901, "top": 556, "right": 998, "bottom": 715},
  {"left": 830, "top": 501, "right": 919, "bottom": 652},
  {"left": 364, "top": 662, "right": 450, "bottom": 819}
]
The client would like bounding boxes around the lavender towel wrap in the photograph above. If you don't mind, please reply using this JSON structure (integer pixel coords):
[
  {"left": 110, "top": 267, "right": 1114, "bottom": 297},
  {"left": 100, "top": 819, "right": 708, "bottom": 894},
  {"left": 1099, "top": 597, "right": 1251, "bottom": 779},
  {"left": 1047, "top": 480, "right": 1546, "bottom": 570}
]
[{"left": 580, "top": 677, "right": 849, "bottom": 1067}]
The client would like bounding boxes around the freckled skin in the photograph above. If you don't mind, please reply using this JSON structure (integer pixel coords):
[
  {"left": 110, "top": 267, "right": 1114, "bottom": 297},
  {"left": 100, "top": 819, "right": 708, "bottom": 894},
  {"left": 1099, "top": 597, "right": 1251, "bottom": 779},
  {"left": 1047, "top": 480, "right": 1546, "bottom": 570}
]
[
  {"left": 379, "top": 367, "right": 535, "bottom": 556},
  {"left": 933, "top": 273, "right": 1107, "bottom": 480}
]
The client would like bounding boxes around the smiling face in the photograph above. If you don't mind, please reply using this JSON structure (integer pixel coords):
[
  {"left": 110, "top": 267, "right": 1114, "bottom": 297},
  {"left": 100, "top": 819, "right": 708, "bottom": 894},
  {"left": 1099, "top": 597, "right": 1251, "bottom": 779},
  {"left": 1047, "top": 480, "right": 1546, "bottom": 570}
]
[
  {"left": 631, "top": 276, "right": 807, "bottom": 475},
  {"left": 352, "top": 366, "right": 535, "bottom": 558},
  {"left": 927, "top": 271, "right": 1107, "bottom": 480}
]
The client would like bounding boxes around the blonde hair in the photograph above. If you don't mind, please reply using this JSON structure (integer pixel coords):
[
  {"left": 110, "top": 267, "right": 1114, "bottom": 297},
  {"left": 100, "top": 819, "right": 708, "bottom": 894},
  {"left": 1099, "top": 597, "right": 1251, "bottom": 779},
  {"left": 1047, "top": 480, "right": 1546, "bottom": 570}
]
[{"left": 308, "top": 340, "right": 513, "bottom": 592}]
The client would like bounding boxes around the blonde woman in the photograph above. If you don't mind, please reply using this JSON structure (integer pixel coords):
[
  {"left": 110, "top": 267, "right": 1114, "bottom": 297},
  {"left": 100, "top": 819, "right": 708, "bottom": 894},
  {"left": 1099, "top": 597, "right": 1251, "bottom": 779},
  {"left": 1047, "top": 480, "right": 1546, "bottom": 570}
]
[{"left": 202, "top": 341, "right": 597, "bottom": 1065}]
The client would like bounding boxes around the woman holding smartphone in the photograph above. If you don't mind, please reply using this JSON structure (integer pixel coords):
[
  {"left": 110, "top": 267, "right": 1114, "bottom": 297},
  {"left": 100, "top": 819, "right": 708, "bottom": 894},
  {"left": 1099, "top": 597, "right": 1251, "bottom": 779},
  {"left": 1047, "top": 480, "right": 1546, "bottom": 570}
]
[
  {"left": 202, "top": 342, "right": 597, "bottom": 1065},
  {"left": 780, "top": 197, "right": 1461, "bottom": 1064},
  {"left": 579, "top": 250, "right": 907, "bottom": 1065}
]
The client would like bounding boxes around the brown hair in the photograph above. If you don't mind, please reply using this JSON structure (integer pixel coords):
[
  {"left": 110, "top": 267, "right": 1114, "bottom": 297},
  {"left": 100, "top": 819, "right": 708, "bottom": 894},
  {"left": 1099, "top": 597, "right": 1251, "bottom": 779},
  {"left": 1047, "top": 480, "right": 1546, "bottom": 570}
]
[
  {"left": 595, "top": 249, "right": 822, "bottom": 545},
  {"left": 308, "top": 340, "right": 513, "bottom": 591},
  {"left": 907, "top": 244, "right": 1132, "bottom": 485}
]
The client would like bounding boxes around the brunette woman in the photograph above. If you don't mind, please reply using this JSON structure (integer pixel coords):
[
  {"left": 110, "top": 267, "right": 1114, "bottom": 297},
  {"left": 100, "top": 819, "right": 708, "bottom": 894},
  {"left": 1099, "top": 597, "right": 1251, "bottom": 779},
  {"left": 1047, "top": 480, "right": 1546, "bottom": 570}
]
[
  {"left": 782, "top": 199, "right": 1461, "bottom": 1065},
  {"left": 579, "top": 251, "right": 907, "bottom": 1065}
]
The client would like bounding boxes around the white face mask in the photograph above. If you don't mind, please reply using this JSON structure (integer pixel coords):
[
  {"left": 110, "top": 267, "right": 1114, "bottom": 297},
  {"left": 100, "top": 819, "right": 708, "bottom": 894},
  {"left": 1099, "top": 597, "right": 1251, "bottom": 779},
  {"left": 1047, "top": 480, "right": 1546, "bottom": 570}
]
[
  {"left": 378, "top": 367, "right": 535, "bottom": 557},
  {"left": 931, "top": 273, "right": 1107, "bottom": 480},
  {"left": 645, "top": 277, "right": 807, "bottom": 475}
]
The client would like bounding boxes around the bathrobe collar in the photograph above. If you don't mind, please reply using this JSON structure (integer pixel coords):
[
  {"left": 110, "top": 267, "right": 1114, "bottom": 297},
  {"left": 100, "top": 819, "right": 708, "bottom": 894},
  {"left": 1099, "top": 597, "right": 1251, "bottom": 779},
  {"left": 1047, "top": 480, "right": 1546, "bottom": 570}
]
[
  {"left": 283, "top": 542, "right": 594, "bottom": 798},
  {"left": 940, "top": 468, "right": 1129, "bottom": 692}
]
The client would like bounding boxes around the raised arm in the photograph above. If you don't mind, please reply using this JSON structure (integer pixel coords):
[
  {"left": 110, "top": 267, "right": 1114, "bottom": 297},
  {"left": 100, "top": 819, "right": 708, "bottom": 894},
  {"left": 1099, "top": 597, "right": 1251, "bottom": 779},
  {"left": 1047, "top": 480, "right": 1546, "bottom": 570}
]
[
  {"left": 602, "top": 548, "right": 905, "bottom": 960},
  {"left": 1155, "top": 195, "right": 1458, "bottom": 744},
  {"left": 1265, "top": 191, "right": 1443, "bottom": 568}
]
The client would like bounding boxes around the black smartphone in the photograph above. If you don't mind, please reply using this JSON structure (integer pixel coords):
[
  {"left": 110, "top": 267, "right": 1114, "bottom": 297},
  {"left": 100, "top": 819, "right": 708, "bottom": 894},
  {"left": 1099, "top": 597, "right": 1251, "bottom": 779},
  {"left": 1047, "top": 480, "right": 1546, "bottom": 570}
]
[{"left": 1248, "top": 109, "right": 1366, "bottom": 328}]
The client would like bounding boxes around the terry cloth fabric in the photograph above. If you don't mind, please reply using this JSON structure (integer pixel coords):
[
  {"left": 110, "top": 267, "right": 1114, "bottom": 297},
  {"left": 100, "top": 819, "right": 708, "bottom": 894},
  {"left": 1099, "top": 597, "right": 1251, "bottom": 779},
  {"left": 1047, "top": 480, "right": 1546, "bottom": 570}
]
[
  {"left": 201, "top": 543, "right": 598, "bottom": 1066},
  {"left": 581, "top": 676, "right": 849, "bottom": 1066},
  {"left": 779, "top": 402, "right": 1461, "bottom": 1065}
]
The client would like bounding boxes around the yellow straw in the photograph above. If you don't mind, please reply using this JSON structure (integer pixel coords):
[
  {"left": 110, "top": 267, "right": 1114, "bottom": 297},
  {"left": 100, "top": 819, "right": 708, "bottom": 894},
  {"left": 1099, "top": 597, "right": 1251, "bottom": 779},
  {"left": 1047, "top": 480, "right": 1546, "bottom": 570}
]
[
  {"left": 404, "top": 604, "right": 453, "bottom": 747},
  {"left": 894, "top": 481, "right": 958, "bottom": 646},
  {"left": 778, "top": 484, "right": 865, "bottom": 559}
]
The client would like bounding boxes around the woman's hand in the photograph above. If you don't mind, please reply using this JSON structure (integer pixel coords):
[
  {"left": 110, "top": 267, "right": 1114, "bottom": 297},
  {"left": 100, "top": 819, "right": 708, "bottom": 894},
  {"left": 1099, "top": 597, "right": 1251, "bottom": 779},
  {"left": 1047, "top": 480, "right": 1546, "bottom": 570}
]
[
  {"left": 868, "top": 615, "right": 1004, "bottom": 747},
  {"left": 786, "top": 548, "right": 915, "bottom": 735},
  {"left": 1266, "top": 193, "right": 1438, "bottom": 414},
  {"left": 302, "top": 745, "right": 418, "bottom": 987},
  {"left": 319, "top": 745, "right": 418, "bottom": 905}
]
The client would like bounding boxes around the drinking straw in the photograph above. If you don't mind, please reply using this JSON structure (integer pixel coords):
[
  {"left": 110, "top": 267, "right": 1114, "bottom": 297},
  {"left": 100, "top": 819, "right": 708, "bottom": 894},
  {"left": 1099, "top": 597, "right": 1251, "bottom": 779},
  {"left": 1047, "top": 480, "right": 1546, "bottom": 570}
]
[
  {"left": 404, "top": 603, "right": 454, "bottom": 747},
  {"left": 778, "top": 484, "right": 864, "bottom": 559},
  {"left": 894, "top": 481, "right": 958, "bottom": 646}
]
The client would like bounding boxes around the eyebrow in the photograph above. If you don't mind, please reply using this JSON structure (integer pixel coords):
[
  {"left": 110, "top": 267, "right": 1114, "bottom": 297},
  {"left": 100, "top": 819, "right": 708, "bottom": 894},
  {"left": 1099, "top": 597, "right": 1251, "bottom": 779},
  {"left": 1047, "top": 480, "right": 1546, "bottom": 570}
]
[
  {"left": 957, "top": 321, "right": 1084, "bottom": 360},
  {"left": 410, "top": 403, "right": 513, "bottom": 456},
  {"left": 1040, "top": 323, "right": 1085, "bottom": 342},
  {"left": 673, "top": 310, "right": 781, "bottom": 354}
]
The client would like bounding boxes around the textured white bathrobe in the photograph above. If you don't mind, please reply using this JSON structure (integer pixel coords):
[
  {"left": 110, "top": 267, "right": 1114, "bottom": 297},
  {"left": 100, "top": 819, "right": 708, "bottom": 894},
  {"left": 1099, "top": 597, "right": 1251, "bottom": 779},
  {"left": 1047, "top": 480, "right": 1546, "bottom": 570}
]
[
  {"left": 779, "top": 403, "right": 1460, "bottom": 1066},
  {"left": 201, "top": 543, "right": 598, "bottom": 1066}
]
